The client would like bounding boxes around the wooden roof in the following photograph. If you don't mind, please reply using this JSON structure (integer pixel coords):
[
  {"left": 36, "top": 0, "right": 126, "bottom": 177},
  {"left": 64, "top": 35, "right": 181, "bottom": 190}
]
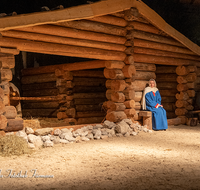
[{"left": 0, "top": 0, "right": 200, "bottom": 56}]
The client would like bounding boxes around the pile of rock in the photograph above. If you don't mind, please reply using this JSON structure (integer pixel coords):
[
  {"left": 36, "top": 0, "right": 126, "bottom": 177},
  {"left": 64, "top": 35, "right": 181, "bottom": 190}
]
[{"left": 7, "top": 119, "right": 152, "bottom": 149}]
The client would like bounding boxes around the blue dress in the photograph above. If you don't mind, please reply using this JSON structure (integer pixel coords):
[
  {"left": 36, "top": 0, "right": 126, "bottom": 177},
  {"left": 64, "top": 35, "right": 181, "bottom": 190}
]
[{"left": 145, "top": 90, "right": 168, "bottom": 131}]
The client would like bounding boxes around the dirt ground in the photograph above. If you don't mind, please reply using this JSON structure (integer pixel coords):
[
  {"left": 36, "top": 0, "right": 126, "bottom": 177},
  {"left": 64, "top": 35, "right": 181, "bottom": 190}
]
[{"left": 1, "top": 124, "right": 200, "bottom": 190}]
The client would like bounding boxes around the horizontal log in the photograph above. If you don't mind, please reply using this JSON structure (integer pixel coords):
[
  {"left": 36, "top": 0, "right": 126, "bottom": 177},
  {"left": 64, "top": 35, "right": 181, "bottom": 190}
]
[
  {"left": 175, "top": 92, "right": 189, "bottom": 100},
  {"left": 186, "top": 90, "right": 195, "bottom": 97},
  {"left": 0, "top": 37, "right": 126, "bottom": 61},
  {"left": 167, "top": 112, "right": 177, "bottom": 119},
  {"left": 157, "top": 82, "right": 177, "bottom": 89},
  {"left": 176, "top": 66, "right": 189, "bottom": 76},
  {"left": 61, "top": 101, "right": 74, "bottom": 109},
  {"left": 2, "top": 30, "right": 126, "bottom": 52},
  {"left": 73, "top": 86, "right": 107, "bottom": 93},
  {"left": 56, "top": 79, "right": 67, "bottom": 87},
  {"left": 135, "top": 102, "right": 142, "bottom": 110},
  {"left": 88, "top": 15, "right": 128, "bottom": 27},
  {"left": 159, "top": 90, "right": 178, "bottom": 97},
  {"left": 106, "top": 111, "right": 127, "bottom": 122},
  {"left": 57, "top": 112, "right": 68, "bottom": 119},
  {"left": 1, "top": 69, "right": 12, "bottom": 81},
  {"left": 134, "top": 53, "right": 197, "bottom": 66},
  {"left": 22, "top": 82, "right": 56, "bottom": 91},
  {"left": 128, "top": 30, "right": 184, "bottom": 47},
  {"left": 76, "top": 111, "right": 106, "bottom": 118},
  {"left": 21, "top": 73, "right": 56, "bottom": 84},
  {"left": 0, "top": 47, "right": 19, "bottom": 55},
  {"left": 127, "top": 21, "right": 165, "bottom": 36},
  {"left": 162, "top": 102, "right": 176, "bottom": 111},
  {"left": 167, "top": 117, "right": 183, "bottom": 125},
  {"left": 105, "top": 61, "right": 125, "bottom": 69},
  {"left": 10, "top": 96, "right": 62, "bottom": 101},
  {"left": 177, "top": 76, "right": 187, "bottom": 84},
  {"left": 185, "top": 105, "right": 194, "bottom": 111},
  {"left": 123, "top": 89, "right": 135, "bottom": 100},
  {"left": 74, "top": 98, "right": 106, "bottom": 105},
  {"left": 124, "top": 55, "right": 134, "bottom": 65},
  {"left": 175, "top": 108, "right": 188, "bottom": 116},
  {"left": 175, "top": 100, "right": 189, "bottom": 108},
  {"left": 161, "top": 96, "right": 176, "bottom": 103},
  {"left": 106, "top": 89, "right": 113, "bottom": 100},
  {"left": 122, "top": 65, "right": 136, "bottom": 78},
  {"left": 124, "top": 8, "right": 139, "bottom": 21},
  {"left": 73, "top": 77, "right": 106, "bottom": 83},
  {"left": 111, "top": 91, "right": 125, "bottom": 102},
  {"left": 22, "top": 109, "right": 58, "bottom": 117},
  {"left": 130, "top": 80, "right": 148, "bottom": 91},
  {"left": 124, "top": 100, "right": 135, "bottom": 108},
  {"left": 133, "top": 110, "right": 142, "bottom": 121},
  {"left": 16, "top": 24, "right": 126, "bottom": 44},
  {"left": 135, "top": 91, "right": 143, "bottom": 102},
  {"left": 135, "top": 71, "right": 156, "bottom": 80},
  {"left": 73, "top": 93, "right": 106, "bottom": 99},
  {"left": 3, "top": 106, "right": 17, "bottom": 119},
  {"left": 110, "top": 80, "right": 126, "bottom": 91},
  {"left": 4, "top": 118, "right": 23, "bottom": 132},
  {"left": 0, "top": 56, "right": 15, "bottom": 69},
  {"left": 73, "top": 80, "right": 105, "bottom": 87},
  {"left": 177, "top": 84, "right": 189, "bottom": 92},
  {"left": 104, "top": 68, "right": 125, "bottom": 79},
  {"left": 134, "top": 62, "right": 156, "bottom": 72},
  {"left": 76, "top": 104, "right": 102, "bottom": 112},
  {"left": 0, "top": 115, "right": 7, "bottom": 130},
  {"left": 156, "top": 66, "right": 177, "bottom": 74},
  {"left": 77, "top": 117, "right": 105, "bottom": 124},
  {"left": 156, "top": 74, "right": 177, "bottom": 82},
  {"left": 22, "top": 101, "right": 60, "bottom": 109},
  {"left": 72, "top": 70, "right": 104, "bottom": 78},
  {"left": 23, "top": 88, "right": 58, "bottom": 97},
  {"left": 22, "top": 60, "right": 107, "bottom": 76},
  {"left": 133, "top": 47, "right": 200, "bottom": 61},
  {"left": 187, "top": 82, "right": 195, "bottom": 89},
  {"left": 63, "top": 118, "right": 77, "bottom": 125},
  {"left": 124, "top": 108, "right": 136, "bottom": 117},
  {"left": 55, "top": 20, "right": 127, "bottom": 36},
  {"left": 134, "top": 39, "right": 195, "bottom": 55},
  {"left": 65, "top": 108, "right": 76, "bottom": 118}
]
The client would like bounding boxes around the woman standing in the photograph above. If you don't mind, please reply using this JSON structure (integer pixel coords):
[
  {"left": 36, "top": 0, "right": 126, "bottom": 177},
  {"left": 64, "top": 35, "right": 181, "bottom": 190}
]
[{"left": 142, "top": 79, "right": 168, "bottom": 131}]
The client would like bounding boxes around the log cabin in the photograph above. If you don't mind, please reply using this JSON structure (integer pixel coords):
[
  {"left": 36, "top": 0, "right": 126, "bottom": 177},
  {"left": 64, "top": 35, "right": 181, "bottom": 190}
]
[{"left": 0, "top": 0, "right": 200, "bottom": 131}]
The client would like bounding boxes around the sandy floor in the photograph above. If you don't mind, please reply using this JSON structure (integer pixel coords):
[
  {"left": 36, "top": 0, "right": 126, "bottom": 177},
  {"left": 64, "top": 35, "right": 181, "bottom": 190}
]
[{"left": 1, "top": 124, "right": 200, "bottom": 190}]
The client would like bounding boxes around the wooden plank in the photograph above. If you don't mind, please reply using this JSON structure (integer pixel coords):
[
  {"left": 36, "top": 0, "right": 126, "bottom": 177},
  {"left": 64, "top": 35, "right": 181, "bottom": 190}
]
[{"left": 139, "top": 111, "right": 152, "bottom": 117}]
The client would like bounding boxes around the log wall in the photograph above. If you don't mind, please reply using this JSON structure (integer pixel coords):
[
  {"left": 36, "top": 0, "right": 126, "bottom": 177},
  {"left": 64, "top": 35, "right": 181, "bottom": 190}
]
[{"left": 0, "top": 51, "right": 24, "bottom": 132}]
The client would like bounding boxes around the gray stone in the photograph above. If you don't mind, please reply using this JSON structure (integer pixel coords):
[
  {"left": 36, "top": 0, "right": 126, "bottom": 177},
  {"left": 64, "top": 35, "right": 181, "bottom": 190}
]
[
  {"left": 143, "top": 128, "right": 149, "bottom": 133},
  {"left": 50, "top": 135, "right": 55, "bottom": 141},
  {"left": 16, "top": 131, "right": 28, "bottom": 141},
  {"left": 103, "top": 120, "right": 117, "bottom": 129},
  {"left": 116, "top": 133, "right": 123, "bottom": 137},
  {"left": 75, "top": 136, "right": 82, "bottom": 143},
  {"left": 86, "top": 125, "right": 93, "bottom": 130},
  {"left": 123, "top": 119, "right": 133, "bottom": 125},
  {"left": 115, "top": 120, "right": 129, "bottom": 135},
  {"left": 73, "top": 128, "right": 88, "bottom": 137},
  {"left": 43, "top": 140, "right": 54, "bottom": 147},
  {"left": 41, "top": 136, "right": 50, "bottom": 142},
  {"left": 86, "top": 133, "right": 94, "bottom": 140},
  {"left": 60, "top": 139, "right": 69, "bottom": 144},
  {"left": 93, "top": 129, "right": 101, "bottom": 140},
  {"left": 124, "top": 132, "right": 130, "bottom": 137},
  {"left": 61, "top": 128, "right": 71, "bottom": 134},
  {"left": 81, "top": 137, "right": 90, "bottom": 141},
  {"left": 34, "top": 128, "right": 53, "bottom": 136},
  {"left": 101, "top": 128, "right": 108, "bottom": 135},
  {"left": 148, "top": 130, "right": 153, "bottom": 133},
  {"left": 93, "top": 124, "right": 103, "bottom": 129},
  {"left": 101, "top": 135, "right": 108, "bottom": 140},
  {"left": 131, "top": 132, "right": 138, "bottom": 136},
  {"left": 81, "top": 126, "right": 88, "bottom": 132},
  {"left": 28, "top": 143, "right": 35, "bottom": 149},
  {"left": 53, "top": 136, "right": 60, "bottom": 144},
  {"left": 28, "top": 134, "right": 43, "bottom": 148},
  {"left": 25, "top": 127, "right": 34, "bottom": 135},
  {"left": 60, "top": 132, "right": 76, "bottom": 142},
  {"left": 53, "top": 129, "right": 62, "bottom": 136}
]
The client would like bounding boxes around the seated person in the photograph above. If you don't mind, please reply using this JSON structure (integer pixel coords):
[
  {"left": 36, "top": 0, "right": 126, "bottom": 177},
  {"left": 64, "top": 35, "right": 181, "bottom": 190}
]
[{"left": 142, "top": 79, "right": 168, "bottom": 131}]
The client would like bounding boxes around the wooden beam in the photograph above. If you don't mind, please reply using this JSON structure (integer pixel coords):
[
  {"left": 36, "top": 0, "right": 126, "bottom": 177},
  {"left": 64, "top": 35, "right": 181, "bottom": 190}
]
[
  {"left": 0, "top": 37, "right": 126, "bottom": 61},
  {"left": 1, "top": 30, "right": 126, "bottom": 52}
]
